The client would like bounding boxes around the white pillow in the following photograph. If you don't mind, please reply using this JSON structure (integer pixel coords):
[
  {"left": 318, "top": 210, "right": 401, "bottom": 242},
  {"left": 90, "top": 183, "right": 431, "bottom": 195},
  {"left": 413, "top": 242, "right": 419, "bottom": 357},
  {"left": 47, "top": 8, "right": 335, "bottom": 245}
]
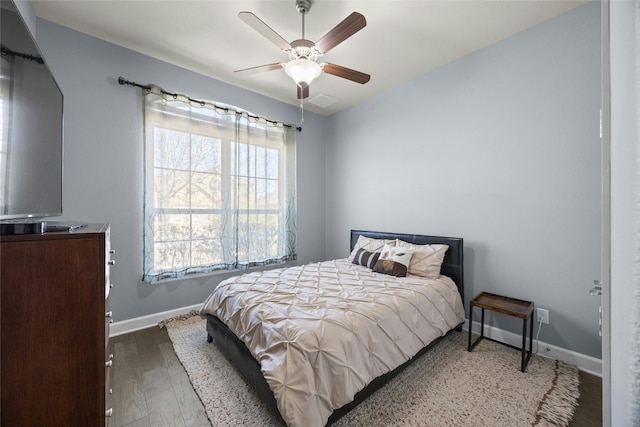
[
  {"left": 395, "top": 239, "right": 449, "bottom": 278},
  {"left": 348, "top": 236, "right": 396, "bottom": 262}
]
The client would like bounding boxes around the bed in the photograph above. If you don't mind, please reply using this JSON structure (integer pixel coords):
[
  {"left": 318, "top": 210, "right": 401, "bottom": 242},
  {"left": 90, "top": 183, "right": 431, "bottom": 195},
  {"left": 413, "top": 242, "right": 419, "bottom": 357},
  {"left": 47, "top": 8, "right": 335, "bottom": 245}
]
[{"left": 200, "top": 230, "right": 465, "bottom": 427}]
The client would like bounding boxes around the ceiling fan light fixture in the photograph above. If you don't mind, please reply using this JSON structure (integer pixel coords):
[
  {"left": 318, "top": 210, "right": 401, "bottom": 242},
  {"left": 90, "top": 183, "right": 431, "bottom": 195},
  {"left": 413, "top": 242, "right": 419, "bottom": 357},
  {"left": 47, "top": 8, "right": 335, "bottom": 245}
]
[
  {"left": 236, "top": 4, "right": 369, "bottom": 102},
  {"left": 284, "top": 58, "right": 322, "bottom": 88}
]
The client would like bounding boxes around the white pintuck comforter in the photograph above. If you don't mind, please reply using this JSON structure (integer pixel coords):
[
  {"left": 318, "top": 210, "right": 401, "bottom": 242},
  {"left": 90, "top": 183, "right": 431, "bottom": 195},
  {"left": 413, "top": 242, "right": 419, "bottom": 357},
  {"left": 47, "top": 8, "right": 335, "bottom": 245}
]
[{"left": 200, "top": 259, "right": 465, "bottom": 427}]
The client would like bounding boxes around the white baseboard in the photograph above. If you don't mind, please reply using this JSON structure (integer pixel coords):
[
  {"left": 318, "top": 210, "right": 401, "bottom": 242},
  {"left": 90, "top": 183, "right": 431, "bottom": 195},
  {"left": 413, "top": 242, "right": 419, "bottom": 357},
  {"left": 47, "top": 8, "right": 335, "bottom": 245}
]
[
  {"left": 464, "top": 319, "right": 602, "bottom": 377},
  {"left": 109, "top": 304, "right": 202, "bottom": 337},
  {"left": 111, "top": 306, "right": 603, "bottom": 377}
]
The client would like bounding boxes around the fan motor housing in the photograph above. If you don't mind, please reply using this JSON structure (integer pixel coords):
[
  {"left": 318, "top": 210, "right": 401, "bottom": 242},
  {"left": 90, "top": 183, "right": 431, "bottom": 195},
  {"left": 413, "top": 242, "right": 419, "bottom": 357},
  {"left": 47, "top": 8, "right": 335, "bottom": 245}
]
[{"left": 290, "top": 39, "right": 318, "bottom": 59}]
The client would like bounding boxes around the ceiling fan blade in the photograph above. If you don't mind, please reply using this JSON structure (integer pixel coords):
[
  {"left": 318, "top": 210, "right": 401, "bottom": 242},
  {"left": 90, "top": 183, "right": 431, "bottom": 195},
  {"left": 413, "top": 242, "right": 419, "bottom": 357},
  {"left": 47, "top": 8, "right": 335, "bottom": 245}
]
[
  {"left": 234, "top": 62, "right": 285, "bottom": 75},
  {"left": 315, "top": 12, "right": 366, "bottom": 54},
  {"left": 323, "top": 63, "right": 370, "bottom": 84},
  {"left": 297, "top": 85, "right": 309, "bottom": 99},
  {"left": 239, "top": 11, "right": 291, "bottom": 51}
]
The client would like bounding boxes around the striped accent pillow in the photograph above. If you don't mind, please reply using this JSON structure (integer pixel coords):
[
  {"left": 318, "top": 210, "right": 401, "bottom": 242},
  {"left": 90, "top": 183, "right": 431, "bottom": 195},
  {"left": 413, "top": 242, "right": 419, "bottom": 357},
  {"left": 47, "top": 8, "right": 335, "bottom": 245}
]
[{"left": 352, "top": 248, "right": 380, "bottom": 269}]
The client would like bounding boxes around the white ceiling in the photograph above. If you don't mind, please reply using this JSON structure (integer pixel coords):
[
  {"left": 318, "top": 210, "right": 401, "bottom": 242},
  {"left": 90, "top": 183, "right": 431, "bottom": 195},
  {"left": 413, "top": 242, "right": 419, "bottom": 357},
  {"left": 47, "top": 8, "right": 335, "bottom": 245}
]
[{"left": 30, "top": 0, "right": 587, "bottom": 116}]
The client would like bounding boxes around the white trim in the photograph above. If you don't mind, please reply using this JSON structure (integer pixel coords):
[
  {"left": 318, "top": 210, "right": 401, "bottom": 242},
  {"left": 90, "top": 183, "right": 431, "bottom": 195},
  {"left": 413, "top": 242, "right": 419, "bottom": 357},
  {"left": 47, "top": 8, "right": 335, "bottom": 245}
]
[
  {"left": 109, "top": 304, "right": 202, "bottom": 337},
  {"left": 110, "top": 306, "right": 603, "bottom": 377},
  {"left": 465, "top": 318, "right": 602, "bottom": 377}
]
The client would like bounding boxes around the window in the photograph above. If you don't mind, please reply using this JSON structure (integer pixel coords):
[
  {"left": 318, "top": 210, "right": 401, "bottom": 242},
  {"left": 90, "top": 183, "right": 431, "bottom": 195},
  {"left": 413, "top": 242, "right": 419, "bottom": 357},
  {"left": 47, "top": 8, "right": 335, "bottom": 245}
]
[{"left": 143, "top": 88, "right": 296, "bottom": 283}]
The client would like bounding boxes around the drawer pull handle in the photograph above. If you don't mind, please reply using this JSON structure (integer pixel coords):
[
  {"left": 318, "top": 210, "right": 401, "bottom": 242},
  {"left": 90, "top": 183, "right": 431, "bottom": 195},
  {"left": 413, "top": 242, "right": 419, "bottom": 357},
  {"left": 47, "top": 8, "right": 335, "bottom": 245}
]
[
  {"left": 105, "top": 408, "right": 113, "bottom": 417},
  {"left": 105, "top": 311, "right": 113, "bottom": 318},
  {"left": 105, "top": 360, "right": 113, "bottom": 367},
  {"left": 108, "top": 259, "right": 116, "bottom": 266}
]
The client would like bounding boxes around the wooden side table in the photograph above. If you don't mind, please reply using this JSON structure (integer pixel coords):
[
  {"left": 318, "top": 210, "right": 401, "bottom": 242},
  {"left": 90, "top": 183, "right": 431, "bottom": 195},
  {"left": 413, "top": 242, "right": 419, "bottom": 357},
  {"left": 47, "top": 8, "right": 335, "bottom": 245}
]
[{"left": 467, "top": 292, "right": 534, "bottom": 372}]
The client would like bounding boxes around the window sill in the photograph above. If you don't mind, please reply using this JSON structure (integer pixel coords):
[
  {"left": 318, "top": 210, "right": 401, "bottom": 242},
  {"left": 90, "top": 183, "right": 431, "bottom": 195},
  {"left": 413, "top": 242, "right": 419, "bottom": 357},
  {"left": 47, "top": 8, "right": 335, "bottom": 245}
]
[{"left": 148, "top": 260, "right": 296, "bottom": 285}]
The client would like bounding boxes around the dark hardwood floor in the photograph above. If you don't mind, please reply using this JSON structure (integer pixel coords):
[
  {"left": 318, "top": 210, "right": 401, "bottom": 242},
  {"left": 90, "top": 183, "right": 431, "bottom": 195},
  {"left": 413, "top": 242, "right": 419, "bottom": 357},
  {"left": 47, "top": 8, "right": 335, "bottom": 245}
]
[
  {"left": 109, "top": 327, "right": 602, "bottom": 427},
  {"left": 569, "top": 369, "right": 603, "bottom": 427},
  {"left": 109, "top": 326, "right": 210, "bottom": 427}
]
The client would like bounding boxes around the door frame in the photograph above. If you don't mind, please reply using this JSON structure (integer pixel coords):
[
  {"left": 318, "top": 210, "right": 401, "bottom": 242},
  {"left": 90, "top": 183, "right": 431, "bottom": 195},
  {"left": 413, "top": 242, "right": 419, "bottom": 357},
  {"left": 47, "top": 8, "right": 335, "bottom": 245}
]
[{"left": 600, "top": 0, "right": 611, "bottom": 425}]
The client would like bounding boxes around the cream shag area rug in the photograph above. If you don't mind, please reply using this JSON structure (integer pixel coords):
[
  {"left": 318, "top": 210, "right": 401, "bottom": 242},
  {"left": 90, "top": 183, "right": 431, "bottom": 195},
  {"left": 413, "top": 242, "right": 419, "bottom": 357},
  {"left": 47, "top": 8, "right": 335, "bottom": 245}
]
[{"left": 163, "top": 315, "right": 579, "bottom": 427}]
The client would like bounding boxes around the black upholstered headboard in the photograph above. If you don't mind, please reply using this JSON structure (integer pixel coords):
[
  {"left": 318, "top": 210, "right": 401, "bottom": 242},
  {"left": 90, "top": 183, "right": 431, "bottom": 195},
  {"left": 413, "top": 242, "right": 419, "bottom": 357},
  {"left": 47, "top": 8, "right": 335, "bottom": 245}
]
[{"left": 350, "top": 230, "right": 464, "bottom": 302}]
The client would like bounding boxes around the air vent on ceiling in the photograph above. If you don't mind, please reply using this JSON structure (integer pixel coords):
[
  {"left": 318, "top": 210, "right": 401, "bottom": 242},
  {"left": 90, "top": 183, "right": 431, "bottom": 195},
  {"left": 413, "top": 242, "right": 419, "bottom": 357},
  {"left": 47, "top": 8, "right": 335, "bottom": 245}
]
[{"left": 308, "top": 93, "right": 338, "bottom": 108}]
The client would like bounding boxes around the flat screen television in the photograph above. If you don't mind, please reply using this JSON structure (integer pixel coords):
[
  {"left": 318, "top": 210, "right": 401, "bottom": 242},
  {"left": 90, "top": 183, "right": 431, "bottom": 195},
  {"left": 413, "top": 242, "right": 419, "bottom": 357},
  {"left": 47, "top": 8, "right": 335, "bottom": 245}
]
[{"left": 0, "top": 0, "right": 64, "bottom": 234}]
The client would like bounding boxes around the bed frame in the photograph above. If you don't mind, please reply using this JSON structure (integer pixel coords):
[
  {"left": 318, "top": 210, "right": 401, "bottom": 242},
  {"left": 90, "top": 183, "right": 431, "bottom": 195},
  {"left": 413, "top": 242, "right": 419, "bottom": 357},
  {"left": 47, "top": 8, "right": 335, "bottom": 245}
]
[{"left": 205, "top": 230, "right": 464, "bottom": 425}]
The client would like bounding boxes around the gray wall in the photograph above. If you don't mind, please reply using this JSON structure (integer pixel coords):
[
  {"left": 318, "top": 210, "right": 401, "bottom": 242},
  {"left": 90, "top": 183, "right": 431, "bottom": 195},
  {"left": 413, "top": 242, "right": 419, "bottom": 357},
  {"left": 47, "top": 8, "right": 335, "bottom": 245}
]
[
  {"left": 13, "top": 0, "right": 36, "bottom": 35},
  {"left": 35, "top": 19, "right": 328, "bottom": 322},
  {"left": 325, "top": 2, "right": 602, "bottom": 358}
]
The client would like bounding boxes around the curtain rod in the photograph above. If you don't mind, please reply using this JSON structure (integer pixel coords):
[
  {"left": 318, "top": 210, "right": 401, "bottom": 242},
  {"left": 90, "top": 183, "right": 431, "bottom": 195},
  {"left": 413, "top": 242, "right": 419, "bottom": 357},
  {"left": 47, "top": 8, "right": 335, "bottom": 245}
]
[
  {"left": 1, "top": 46, "right": 44, "bottom": 64},
  {"left": 117, "top": 77, "right": 301, "bottom": 132}
]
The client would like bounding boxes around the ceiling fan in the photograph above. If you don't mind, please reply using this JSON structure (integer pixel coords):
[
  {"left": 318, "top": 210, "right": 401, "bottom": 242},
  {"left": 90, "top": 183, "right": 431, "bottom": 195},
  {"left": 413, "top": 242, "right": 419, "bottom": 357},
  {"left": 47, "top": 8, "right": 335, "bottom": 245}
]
[{"left": 234, "top": 0, "right": 370, "bottom": 100}]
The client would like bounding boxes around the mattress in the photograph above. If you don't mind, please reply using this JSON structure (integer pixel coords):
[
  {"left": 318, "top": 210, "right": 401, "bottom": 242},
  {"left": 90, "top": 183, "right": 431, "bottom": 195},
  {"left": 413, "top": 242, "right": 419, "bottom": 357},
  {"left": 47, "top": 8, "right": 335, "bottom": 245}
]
[{"left": 200, "top": 258, "right": 465, "bottom": 427}]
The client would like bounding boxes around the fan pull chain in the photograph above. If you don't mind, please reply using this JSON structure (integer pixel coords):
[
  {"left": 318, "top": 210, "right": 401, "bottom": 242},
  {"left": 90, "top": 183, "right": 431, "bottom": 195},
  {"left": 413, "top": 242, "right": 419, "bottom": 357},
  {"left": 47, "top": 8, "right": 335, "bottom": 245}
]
[{"left": 300, "top": 98, "right": 305, "bottom": 124}]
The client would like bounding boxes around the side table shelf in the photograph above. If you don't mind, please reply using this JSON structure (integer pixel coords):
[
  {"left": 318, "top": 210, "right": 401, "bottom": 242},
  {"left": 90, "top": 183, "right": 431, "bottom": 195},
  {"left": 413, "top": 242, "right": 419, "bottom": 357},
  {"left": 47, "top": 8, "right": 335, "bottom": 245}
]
[{"left": 467, "top": 292, "right": 534, "bottom": 372}]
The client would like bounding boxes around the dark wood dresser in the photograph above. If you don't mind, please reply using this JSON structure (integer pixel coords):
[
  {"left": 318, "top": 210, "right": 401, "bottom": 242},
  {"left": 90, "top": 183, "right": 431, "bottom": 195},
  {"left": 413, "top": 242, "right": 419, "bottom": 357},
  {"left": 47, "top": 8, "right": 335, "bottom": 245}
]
[{"left": 0, "top": 223, "right": 114, "bottom": 426}]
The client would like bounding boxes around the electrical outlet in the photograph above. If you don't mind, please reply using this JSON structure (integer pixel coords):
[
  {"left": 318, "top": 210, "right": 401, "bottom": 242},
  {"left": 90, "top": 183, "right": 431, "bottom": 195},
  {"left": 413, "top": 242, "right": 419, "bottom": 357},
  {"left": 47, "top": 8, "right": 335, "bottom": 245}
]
[{"left": 536, "top": 308, "right": 549, "bottom": 324}]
